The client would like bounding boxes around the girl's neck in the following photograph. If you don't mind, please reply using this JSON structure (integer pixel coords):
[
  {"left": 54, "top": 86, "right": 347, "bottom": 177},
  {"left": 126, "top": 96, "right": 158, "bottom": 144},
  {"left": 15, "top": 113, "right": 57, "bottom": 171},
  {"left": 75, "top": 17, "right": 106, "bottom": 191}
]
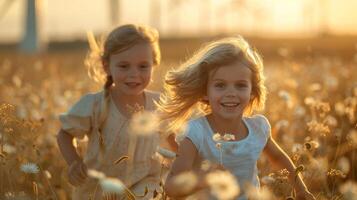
[
  {"left": 110, "top": 88, "right": 146, "bottom": 116},
  {"left": 206, "top": 114, "right": 246, "bottom": 136}
]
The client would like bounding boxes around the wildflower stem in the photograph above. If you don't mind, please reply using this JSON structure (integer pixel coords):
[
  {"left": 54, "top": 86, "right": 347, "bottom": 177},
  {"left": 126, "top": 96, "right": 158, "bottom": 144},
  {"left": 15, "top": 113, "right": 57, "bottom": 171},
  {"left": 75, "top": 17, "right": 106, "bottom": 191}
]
[
  {"left": 220, "top": 148, "right": 223, "bottom": 165},
  {"left": 291, "top": 173, "right": 298, "bottom": 198},
  {"left": 331, "top": 131, "right": 343, "bottom": 196},
  {"left": 92, "top": 182, "right": 100, "bottom": 199},
  {"left": 39, "top": 166, "right": 58, "bottom": 200}
]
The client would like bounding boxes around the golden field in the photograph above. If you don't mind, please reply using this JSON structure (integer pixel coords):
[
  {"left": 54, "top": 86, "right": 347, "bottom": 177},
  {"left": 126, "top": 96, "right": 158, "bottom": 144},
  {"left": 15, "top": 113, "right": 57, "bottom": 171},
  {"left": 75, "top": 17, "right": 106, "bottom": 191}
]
[{"left": 0, "top": 36, "right": 356, "bottom": 199}]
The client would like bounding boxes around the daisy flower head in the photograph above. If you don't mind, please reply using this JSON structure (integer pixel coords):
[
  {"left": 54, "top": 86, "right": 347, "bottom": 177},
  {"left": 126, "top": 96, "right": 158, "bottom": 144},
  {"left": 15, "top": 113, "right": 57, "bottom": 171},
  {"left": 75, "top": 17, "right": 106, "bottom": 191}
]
[
  {"left": 20, "top": 162, "right": 40, "bottom": 174},
  {"left": 212, "top": 133, "right": 222, "bottom": 142},
  {"left": 339, "top": 181, "right": 357, "bottom": 200},
  {"left": 206, "top": 170, "right": 240, "bottom": 200},
  {"left": 172, "top": 171, "right": 198, "bottom": 193},
  {"left": 223, "top": 134, "right": 235, "bottom": 141},
  {"left": 129, "top": 111, "right": 159, "bottom": 136},
  {"left": 246, "top": 185, "right": 275, "bottom": 200},
  {"left": 3, "top": 144, "right": 16, "bottom": 154},
  {"left": 337, "top": 157, "right": 350, "bottom": 174}
]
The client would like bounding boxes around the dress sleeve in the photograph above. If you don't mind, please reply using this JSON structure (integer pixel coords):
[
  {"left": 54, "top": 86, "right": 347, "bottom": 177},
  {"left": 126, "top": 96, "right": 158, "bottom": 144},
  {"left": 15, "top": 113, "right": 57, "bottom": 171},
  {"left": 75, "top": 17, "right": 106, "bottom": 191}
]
[
  {"left": 183, "top": 121, "right": 203, "bottom": 153},
  {"left": 257, "top": 114, "right": 271, "bottom": 139},
  {"left": 59, "top": 93, "right": 96, "bottom": 139}
]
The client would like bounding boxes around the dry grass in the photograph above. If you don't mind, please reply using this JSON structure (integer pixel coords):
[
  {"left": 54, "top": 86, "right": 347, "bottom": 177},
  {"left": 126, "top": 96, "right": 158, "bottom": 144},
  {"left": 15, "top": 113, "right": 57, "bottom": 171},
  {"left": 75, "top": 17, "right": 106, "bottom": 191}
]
[{"left": 0, "top": 39, "right": 356, "bottom": 199}]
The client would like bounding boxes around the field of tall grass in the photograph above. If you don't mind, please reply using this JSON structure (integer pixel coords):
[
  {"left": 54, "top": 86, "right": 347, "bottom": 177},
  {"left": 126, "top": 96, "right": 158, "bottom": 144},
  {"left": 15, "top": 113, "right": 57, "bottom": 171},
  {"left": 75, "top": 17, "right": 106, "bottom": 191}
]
[{"left": 0, "top": 38, "right": 356, "bottom": 199}]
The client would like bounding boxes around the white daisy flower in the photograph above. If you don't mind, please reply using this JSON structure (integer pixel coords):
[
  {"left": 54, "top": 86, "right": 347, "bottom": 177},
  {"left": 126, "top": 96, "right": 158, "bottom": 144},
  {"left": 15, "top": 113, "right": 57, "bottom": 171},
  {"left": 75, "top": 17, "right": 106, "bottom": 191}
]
[
  {"left": 212, "top": 133, "right": 222, "bottom": 142},
  {"left": 347, "top": 130, "right": 357, "bottom": 145},
  {"left": 278, "top": 90, "right": 291, "bottom": 102},
  {"left": 129, "top": 111, "right": 159, "bottom": 136},
  {"left": 223, "top": 134, "right": 235, "bottom": 141},
  {"left": 206, "top": 170, "right": 240, "bottom": 200},
  {"left": 3, "top": 144, "right": 16, "bottom": 154},
  {"left": 275, "top": 120, "right": 289, "bottom": 130},
  {"left": 246, "top": 185, "right": 275, "bottom": 200},
  {"left": 337, "top": 157, "right": 350, "bottom": 174},
  {"left": 100, "top": 177, "right": 125, "bottom": 194},
  {"left": 20, "top": 162, "right": 40, "bottom": 174},
  {"left": 173, "top": 171, "right": 198, "bottom": 193},
  {"left": 339, "top": 181, "right": 357, "bottom": 200}
]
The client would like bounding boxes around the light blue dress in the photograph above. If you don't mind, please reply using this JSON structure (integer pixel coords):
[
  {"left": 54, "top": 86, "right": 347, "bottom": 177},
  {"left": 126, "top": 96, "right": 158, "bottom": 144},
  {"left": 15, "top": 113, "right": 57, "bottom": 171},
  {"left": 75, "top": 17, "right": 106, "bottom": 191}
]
[{"left": 182, "top": 114, "right": 271, "bottom": 200}]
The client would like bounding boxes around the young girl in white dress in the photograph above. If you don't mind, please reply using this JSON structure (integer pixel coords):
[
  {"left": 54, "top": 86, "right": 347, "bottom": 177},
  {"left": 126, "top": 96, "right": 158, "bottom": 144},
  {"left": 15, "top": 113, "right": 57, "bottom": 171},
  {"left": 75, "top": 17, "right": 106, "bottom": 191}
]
[
  {"left": 159, "top": 37, "right": 316, "bottom": 200},
  {"left": 57, "top": 24, "right": 162, "bottom": 200}
]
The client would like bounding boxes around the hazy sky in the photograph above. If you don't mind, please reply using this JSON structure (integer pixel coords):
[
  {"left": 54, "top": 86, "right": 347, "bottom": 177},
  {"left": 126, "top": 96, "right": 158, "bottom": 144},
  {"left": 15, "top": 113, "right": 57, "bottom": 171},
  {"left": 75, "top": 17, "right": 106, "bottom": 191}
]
[{"left": 1, "top": 0, "right": 357, "bottom": 42}]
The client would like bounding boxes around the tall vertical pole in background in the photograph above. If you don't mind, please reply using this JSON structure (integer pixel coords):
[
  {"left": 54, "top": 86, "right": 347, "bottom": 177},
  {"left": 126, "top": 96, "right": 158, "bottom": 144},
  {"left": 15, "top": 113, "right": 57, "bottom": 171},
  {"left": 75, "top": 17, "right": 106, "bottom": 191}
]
[
  {"left": 319, "top": 0, "right": 329, "bottom": 35},
  {"left": 150, "top": 0, "right": 161, "bottom": 31},
  {"left": 200, "top": 0, "right": 211, "bottom": 36},
  {"left": 19, "top": 0, "right": 46, "bottom": 53},
  {"left": 109, "top": 0, "right": 120, "bottom": 27}
]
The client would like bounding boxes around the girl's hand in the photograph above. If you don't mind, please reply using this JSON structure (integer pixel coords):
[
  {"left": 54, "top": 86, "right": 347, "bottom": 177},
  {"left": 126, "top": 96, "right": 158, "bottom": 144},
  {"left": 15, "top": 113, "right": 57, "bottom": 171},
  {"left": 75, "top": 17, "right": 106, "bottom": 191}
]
[
  {"left": 67, "top": 159, "right": 88, "bottom": 186},
  {"left": 296, "top": 189, "right": 316, "bottom": 200}
]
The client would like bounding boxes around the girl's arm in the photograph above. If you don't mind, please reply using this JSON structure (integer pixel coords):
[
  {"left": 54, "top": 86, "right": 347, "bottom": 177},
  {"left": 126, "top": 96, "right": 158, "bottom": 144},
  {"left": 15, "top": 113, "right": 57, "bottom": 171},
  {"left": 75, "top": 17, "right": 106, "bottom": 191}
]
[
  {"left": 57, "top": 129, "right": 87, "bottom": 186},
  {"left": 263, "top": 138, "right": 315, "bottom": 200},
  {"left": 166, "top": 133, "right": 178, "bottom": 153},
  {"left": 164, "top": 138, "right": 207, "bottom": 198},
  {"left": 56, "top": 129, "right": 82, "bottom": 165}
]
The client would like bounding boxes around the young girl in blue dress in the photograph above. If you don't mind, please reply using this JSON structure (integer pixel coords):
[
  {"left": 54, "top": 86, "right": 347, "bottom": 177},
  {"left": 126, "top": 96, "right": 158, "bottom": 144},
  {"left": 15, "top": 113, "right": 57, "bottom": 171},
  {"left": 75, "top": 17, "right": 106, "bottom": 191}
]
[{"left": 159, "top": 37, "right": 316, "bottom": 200}]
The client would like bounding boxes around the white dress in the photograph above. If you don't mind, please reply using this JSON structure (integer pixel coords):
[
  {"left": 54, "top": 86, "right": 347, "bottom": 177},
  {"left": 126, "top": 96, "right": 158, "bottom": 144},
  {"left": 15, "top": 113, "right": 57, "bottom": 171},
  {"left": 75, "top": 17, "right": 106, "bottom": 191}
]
[
  {"left": 182, "top": 114, "right": 271, "bottom": 200},
  {"left": 59, "top": 90, "right": 161, "bottom": 200}
]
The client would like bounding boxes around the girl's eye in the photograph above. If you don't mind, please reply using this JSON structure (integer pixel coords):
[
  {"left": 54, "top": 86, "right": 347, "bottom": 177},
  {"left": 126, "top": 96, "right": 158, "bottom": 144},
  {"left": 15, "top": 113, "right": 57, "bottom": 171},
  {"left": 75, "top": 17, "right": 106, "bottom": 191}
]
[
  {"left": 214, "top": 83, "right": 225, "bottom": 89},
  {"left": 139, "top": 64, "right": 150, "bottom": 70},
  {"left": 236, "top": 83, "right": 247, "bottom": 88},
  {"left": 117, "top": 64, "right": 129, "bottom": 69}
]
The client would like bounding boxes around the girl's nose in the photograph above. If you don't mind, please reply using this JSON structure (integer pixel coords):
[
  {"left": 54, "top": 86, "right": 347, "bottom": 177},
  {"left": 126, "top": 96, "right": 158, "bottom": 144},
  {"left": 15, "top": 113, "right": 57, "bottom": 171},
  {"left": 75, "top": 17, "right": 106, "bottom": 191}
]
[
  {"left": 128, "top": 68, "right": 139, "bottom": 77},
  {"left": 225, "top": 86, "right": 237, "bottom": 97}
]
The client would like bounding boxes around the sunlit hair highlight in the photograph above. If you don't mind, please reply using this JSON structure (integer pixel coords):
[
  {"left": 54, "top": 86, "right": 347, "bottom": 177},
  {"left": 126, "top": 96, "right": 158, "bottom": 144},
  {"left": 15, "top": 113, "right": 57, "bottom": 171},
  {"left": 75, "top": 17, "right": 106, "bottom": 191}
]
[{"left": 158, "top": 36, "right": 266, "bottom": 133}]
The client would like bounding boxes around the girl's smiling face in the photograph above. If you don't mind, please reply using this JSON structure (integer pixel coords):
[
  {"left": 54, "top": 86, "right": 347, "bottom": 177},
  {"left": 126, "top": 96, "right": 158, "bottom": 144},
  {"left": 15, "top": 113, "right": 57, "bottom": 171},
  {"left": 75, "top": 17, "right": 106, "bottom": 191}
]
[
  {"left": 205, "top": 62, "right": 253, "bottom": 121},
  {"left": 105, "top": 42, "right": 154, "bottom": 96}
]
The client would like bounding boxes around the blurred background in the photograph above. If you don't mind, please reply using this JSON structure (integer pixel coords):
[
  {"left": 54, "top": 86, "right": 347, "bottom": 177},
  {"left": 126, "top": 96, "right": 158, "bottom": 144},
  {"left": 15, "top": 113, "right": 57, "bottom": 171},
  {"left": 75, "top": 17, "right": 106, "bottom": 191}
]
[
  {"left": 1, "top": 0, "right": 357, "bottom": 54},
  {"left": 0, "top": 0, "right": 356, "bottom": 199}
]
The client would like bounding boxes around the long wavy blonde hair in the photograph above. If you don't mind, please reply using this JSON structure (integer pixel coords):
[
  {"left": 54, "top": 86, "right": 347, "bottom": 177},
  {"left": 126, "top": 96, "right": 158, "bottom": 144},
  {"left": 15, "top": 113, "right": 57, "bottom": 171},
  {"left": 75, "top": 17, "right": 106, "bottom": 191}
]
[
  {"left": 84, "top": 24, "right": 161, "bottom": 151},
  {"left": 158, "top": 36, "right": 266, "bottom": 133}
]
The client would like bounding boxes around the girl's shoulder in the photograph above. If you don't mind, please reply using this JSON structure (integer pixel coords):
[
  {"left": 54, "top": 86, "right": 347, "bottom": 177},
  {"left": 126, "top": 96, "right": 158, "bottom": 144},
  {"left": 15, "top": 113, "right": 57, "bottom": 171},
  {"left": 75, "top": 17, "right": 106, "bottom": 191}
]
[
  {"left": 59, "top": 91, "right": 104, "bottom": 138},
  {"left": 244, "top": 114, "right": 271, "bottom": 137},
  {"left": 245, "top": 114, "right": 270, "bottom": 124},
  {"left": 188, "top": 116, "right": 207, "bottom": 127},
  {"left": 66, "top": 90, "right": 104, "bottom": 114},
  {"left": 175, "top": 116, "right": 207, "bottom": 143}
]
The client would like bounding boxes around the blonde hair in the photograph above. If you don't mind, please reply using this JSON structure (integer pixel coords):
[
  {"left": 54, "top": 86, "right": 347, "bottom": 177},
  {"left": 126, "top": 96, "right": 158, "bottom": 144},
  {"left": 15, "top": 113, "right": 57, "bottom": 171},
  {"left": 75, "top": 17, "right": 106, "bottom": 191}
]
[
  {"left": 84, "top": 24, "right": 161, "bottom": 151},
  {"left": 158, "top": 36, "right": 266, "bottom": 133}
]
